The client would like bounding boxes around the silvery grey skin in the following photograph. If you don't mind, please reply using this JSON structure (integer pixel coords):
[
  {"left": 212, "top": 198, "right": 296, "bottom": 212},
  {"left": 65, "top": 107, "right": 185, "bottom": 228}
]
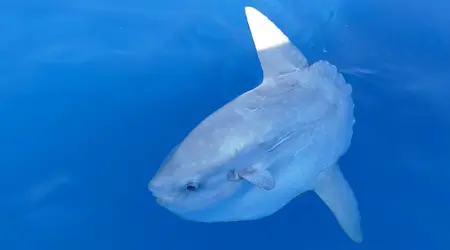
[{"left": 149, "top": 6, "right": 362, "bottom": 243}]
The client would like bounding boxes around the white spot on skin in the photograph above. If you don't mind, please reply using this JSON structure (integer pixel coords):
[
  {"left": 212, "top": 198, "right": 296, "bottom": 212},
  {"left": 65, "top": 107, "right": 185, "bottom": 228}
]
[{"left": 219, "top": 136, "right": 248, "bottom": 156}]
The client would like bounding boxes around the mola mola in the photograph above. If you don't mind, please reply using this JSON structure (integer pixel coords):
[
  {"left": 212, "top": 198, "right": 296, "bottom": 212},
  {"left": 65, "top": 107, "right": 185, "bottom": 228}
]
[{"left": 149, "top": 6, "right": 362, "bottom": 242}]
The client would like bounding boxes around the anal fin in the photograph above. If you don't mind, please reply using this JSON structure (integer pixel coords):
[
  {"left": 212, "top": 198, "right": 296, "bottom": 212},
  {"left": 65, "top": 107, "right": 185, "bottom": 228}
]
[{"left": 314, "top": 164, "right": 363, "bottom": 242}]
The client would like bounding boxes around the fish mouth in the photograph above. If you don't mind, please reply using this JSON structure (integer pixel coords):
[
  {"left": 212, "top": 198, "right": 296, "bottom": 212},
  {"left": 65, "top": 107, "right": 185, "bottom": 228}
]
[
  {"left": 156, "top": 197, "right": 170, "bottom": 206},
  {"left": 156, "top": 195, "right": 182, "bottom": 208},
  {"left": 150, "top": 190, "right": 165, "bottom": 203},
  {"left": 151, "top": 190, "right": 178, "bottom": 206},
  {"left": 148, "top": 181, "right": 175, "bottom": 206},
  {"left": 148, "top": 182, "right": 163, "bottom": 198},
  {"left": 148, "top": 184, "right": 163, "bottom": 204}
]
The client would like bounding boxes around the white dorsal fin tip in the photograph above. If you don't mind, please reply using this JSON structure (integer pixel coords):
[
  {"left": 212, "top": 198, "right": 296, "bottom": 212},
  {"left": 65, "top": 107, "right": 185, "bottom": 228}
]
[{"left": 244, "top": 6, "right": 290, "bottom": 52}]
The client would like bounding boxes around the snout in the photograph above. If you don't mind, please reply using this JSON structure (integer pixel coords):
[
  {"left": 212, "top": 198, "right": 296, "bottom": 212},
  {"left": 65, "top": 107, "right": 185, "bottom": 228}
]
[
  {"left": 148, "top": 181, "right": 162, "bottom": 200},
  {"left": 147, "top": 179, "right": 157, "bottom": 193},
  {"left": 148, "top": 181, "right": 179, "bottom": 207}
]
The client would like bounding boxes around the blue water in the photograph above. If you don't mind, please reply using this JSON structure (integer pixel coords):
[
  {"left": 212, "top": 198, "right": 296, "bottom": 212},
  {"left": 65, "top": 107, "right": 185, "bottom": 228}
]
[{"left": 1, "top": 0, "right": 449, "bottom": 249}]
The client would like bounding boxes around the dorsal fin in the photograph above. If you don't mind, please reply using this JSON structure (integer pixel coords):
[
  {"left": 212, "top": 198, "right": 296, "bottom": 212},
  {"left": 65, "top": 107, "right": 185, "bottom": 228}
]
[{"left": 244, "top": 6, "right": 308, "bottom": 78}]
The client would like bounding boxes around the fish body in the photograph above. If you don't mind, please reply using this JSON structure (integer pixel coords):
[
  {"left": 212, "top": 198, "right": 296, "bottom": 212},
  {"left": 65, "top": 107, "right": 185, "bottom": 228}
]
[{"left": 149, "top": 6, "right": 362, "bottom": 243}]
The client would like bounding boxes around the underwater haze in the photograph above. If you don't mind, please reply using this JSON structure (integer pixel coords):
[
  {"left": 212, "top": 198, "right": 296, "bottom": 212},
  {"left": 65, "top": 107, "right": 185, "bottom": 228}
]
[{"left": 1, "top": 0, "right": 450, "bottom": 250}]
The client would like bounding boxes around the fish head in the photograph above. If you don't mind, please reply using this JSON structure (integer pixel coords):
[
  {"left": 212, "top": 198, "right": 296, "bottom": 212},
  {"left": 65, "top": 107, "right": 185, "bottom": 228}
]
[{"left": 148, "top": 139, "right": 249, "bottom": 219}]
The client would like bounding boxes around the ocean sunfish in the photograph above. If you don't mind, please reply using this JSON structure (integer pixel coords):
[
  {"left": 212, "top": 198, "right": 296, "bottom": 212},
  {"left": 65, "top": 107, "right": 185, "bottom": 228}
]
[{"left": 148, "top": 6, "right": 362, "bottom": 242}]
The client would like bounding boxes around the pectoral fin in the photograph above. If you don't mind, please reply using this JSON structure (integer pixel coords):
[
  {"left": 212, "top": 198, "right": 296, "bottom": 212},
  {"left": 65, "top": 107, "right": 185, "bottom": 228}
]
[
  {"left": 314, "top": 164, "right": 363, "bottom": 242},
  {"left": 238, "top": 167, "right": 275, "bottom": 190}
]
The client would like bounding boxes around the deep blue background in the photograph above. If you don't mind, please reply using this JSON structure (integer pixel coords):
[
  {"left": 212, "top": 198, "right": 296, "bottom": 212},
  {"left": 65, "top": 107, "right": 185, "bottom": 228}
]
[{"left": 1, "top": 0, "right": 450, "bottom": 249}]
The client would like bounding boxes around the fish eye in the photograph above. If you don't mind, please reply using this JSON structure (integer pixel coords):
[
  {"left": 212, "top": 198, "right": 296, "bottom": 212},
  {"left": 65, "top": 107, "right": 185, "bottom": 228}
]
[{"left": 185, "top": 182, "right": 199, "bottom": 191}]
